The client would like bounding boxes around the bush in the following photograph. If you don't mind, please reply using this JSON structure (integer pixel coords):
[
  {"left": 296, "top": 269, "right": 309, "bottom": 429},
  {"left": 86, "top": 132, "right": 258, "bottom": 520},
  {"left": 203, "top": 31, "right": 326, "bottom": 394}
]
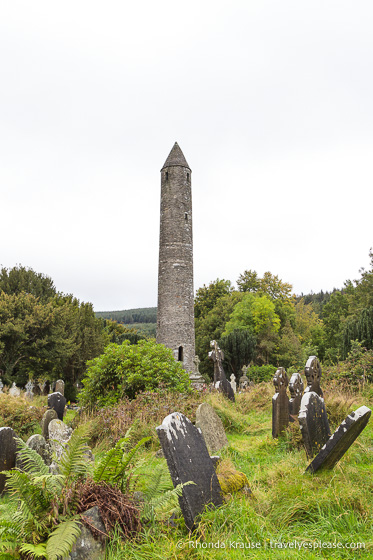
[
  {"left": 247, "top": 364, "right": 277, "bottom": 383},
  {"left": 323, "top": 342, "right": 373, "bottom": 389},
  {"left": 0, "top": 395, "right": 44, "bottom": 439},
  {"left": 79, "top": 340, "right": 191, "bottom": 408}
]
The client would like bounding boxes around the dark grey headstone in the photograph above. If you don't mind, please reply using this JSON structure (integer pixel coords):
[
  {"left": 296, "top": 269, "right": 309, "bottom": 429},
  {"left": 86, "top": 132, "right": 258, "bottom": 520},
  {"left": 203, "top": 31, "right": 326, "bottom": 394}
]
[
  {"left": 306, "top": 406, "right": 371, "bottom": 473},
  {"left": 304, "top": 356, "right": 323, "bottom": 397},
  {"left": 156, "top": 412, "right": 223, "bottom": 530},
  {"left": 0, "top": 427, "right": 17, "bottom": 493},
  {"left": 272, "top": 367, "right": 289, "bottom": 438},
  {"left": 48, "top": 391, "right": 66, "bottom": 420},
  {"left": 42, "top": 381, "right": 50, "bottom": 395},
  {"left": 288, "top": 372, "right": 304, "bottom": 421},
  {"left": 298, "top": 392, "right": 331, "bottom": 459},
  {"left": 33, "top": 384, "right": 41, "bottom": 396},
  {"left": 209, "top": 340, "right": 235, "bottom": 402}
]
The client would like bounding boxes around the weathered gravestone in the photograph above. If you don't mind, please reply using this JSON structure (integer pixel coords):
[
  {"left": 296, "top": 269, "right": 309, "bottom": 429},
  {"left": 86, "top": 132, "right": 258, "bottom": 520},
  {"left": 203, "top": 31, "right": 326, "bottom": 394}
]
[
  {"left": 0, "top": 427, "right": 17, "bottom": 493},
  {"left": 298, "top": 392, "right": 331, "bottom": 459},
  {"left": 16, "top": 434, "right": 51, "bottom": 469},
  {"left": 208, "top": 340, "right": 235, "bottom": 402},
  {"left": 25, "top": 380, "right": 34, "bottom": 400},
  {"left": 41, "top": 408, "right": 59, "bottom": 440},
  {"left": 48, "top": 419, "right": 73, "bottom": 460},
  {"left": 33, "top": 384, "right": 41, "bottom": 396},
  {"left": 41, "top": 381, "right": 50, "bottom": 395},
  {"left": 272, "top": 367, "right": 289, "bottom": 438},
  {"left": 304, "top": 356, "right": 323, "bottom": 397},
  {"left": 288, "top": 372, "right": 304, "bottom": 421},
  {"left": 156, "top": 412, "right": 223, "bottom": 530},
  {"left": 55, "top": 379, "right": 65, "bottom": 396},
  {"left": 69, "top": 506, "right": 106, "bottom": 560},
  {"left": 48, "top": 392, "right": 66, "bottom": 420},
  {"left": 9, "top": 382, "right": 20, "bottom": 398},
  {"left": 195, "top": 403, "right": 229, "bottom": 453},
  {"left": 306, "top": 406, "right": 371, "bottom": 473},
  {"left": 230, "top": 374, "right": 237, "bottom": 394},
  {"left": 189, "top": 356, "right": 206, "bottom": 390},
  {"left": 0, "top": 380, "right": 3, "bottom": 393},
  {"left": 239, "top": 366, "right": 250, "bottom": 390}
]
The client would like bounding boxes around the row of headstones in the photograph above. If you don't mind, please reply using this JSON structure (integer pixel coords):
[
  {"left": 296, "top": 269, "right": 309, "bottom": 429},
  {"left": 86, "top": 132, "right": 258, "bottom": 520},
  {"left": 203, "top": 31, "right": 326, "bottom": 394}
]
[
  {"left": 208, "top": 341, "right": 255, "bottom": 402},
  {"left": 0, "top": 379, "right": 65, "bottom": 398},
  {"left": 272, "top": 356, "right": 371, "bottom": 473}
]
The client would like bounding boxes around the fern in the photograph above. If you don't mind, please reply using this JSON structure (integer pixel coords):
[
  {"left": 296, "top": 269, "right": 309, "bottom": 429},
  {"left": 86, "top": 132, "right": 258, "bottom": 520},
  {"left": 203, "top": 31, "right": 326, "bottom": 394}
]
[
  {"left": 45, "top": 518, "right": 81, "bottom": 560},
  {"left": 14, "top": 437, "right": 50, "bottom": 477},
  {"left": 58, "top": 425, "right": 93, "bottom": 480},
  {"left": 19, "top": 542, "right": 47, "bottom": 558},
  {"left": 94, "top": 428, "right": 151, "bottom": 492}
]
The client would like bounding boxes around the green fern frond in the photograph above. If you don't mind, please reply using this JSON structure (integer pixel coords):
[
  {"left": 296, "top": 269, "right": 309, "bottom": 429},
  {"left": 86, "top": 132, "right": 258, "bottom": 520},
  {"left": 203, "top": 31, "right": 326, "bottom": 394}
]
[
  {"left": 58, "top": 425, "right": 93, "bottom": 480},
  {"left": 45, "top": 518, "right": 81, "bottom": 560},
  {"left": 141, "top": 481, "right": 194, "bottom": 523},
  {"left": 19, "top": 542, "right": 47, "bottom": 558},
  {"left": 14, "top": 437, "right": 49, "bottom": 476}
]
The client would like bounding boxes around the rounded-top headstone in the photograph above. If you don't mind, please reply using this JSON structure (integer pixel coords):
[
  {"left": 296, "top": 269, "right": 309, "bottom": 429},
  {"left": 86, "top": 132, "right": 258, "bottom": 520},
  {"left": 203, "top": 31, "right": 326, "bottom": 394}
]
[
  {"left": 195, "top": 403, "right": 229, "bottom": 453},
  {"left": 16, "top": 434, "right": 51, "bottom": 469},
  {"left": 41, "top": 408, "right": 58, "bottom": 440},
  {"left": 48, "top": 391, "right": 67, "bottom": 420}
]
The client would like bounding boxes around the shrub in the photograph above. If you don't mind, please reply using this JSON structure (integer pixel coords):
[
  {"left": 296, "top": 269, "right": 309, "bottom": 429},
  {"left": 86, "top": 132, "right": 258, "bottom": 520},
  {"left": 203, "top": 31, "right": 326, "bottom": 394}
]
[
  {"left": 247, "top": 364, "right": 277, "bottom": 384},
  {"left": 323, "top": 342, "right": 373, "bottom": 389},
  {"left": 0, "top": 395, "right": 44, "bottom": 439},
  {"left": 79, "top": 340, "right": 191, "bottom": 408}
]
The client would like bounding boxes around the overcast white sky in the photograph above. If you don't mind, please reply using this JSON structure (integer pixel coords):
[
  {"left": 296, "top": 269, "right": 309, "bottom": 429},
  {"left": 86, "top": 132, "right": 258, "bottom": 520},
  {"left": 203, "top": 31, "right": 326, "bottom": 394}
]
[{"left": 1, "top": 1, "right": 372, "bottom": 311}]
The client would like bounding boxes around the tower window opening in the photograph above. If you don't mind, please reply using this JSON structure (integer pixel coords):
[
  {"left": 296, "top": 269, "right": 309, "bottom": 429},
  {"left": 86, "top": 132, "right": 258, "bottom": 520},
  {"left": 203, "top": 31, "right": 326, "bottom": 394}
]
[
  {"left": 187, "top": 172, "right": 190, "bottom": 182},
  {"left": 165, "top": 171, "right": 168, "bottom": 180},
  {"left": 184, "top": 212, "right": 188, "bottom": 221},
  {"left": 178, "top": 346, "right": 183, "bottom": 362}
]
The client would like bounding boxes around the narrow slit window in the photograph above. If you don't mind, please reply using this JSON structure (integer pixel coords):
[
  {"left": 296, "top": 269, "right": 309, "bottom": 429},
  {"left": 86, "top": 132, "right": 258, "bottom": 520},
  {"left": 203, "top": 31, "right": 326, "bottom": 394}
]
[
  {"left": 165, "top": 171, "right": 168, "bottom": 180},
  {"left": 178, "top": 346, "right": 183, "bottom": 362},
  {"left": 184, "top": 212, "right": 188, "bottom": 221},
  {"left": 186, "top": 172, "right": 190, "bottom": 182}
]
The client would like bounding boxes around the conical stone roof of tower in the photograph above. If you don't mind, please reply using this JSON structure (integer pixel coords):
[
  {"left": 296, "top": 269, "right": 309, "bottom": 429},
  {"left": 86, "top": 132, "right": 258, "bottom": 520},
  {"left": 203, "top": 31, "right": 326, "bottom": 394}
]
[{"left": 161, "top": 142, "right": 190, "bottom": 170}]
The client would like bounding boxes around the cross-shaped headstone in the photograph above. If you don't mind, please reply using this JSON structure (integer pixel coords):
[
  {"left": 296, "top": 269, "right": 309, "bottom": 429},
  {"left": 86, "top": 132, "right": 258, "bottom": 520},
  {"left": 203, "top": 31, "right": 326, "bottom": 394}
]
[
  {"left": 288, "top": 372, "right": 304, "bottom": 420},
  {"left": 304, "top": 356, "right": 323, "bottom": 397},
  {"left": 272, "top": 367, "right": 289, "bottom": 438},
  {"left": 25, "top": 380, "right": 34, "bottom": 398}
]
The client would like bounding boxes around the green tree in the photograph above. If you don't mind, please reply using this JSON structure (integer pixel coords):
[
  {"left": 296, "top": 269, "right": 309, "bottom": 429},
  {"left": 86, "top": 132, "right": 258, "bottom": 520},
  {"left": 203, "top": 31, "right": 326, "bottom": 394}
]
[
  {"left": 237, "top": 269, "right": 292, "bottom": 301},
  {"left": 219, "top": 329, "right": 256, "bottom": 374},
  {"left": 194, "top": 279, "right": 232, "bottom": 319},
  {"left": 0, "top": 265, "right": 57, "bottom": 302}
]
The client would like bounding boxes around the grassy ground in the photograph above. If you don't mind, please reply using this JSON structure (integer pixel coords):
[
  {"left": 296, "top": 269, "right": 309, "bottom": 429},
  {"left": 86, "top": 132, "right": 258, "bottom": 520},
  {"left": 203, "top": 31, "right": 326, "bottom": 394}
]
[
  {"left": 0, "top": 383, "right": 372, "bottom": 559},
  {"left": 104, "top": 385, "right": 373, "bottom": 560}
]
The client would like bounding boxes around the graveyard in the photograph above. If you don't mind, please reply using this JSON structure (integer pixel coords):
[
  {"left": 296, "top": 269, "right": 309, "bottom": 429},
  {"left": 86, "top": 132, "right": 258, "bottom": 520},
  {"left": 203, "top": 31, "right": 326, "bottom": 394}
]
[{"left": 0, "top": 358, "right": 372, "bottom": 559}]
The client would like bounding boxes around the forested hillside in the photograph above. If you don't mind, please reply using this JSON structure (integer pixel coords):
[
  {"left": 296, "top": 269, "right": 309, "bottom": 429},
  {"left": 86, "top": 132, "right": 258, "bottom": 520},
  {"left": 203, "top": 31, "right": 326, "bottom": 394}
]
[{"left": 95, "top": 307, "right": 157, "bottom": 324}]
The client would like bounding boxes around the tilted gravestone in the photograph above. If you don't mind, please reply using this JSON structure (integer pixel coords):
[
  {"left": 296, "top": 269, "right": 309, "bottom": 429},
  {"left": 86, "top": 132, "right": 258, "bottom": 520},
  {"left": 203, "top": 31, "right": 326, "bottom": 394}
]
[
  {"left": 288, "top": 372, "right": 304, "bottom": 421},
  {"left": 306, "top": 406, "right": 371, "bottom": 473},
  {"left": 298, "top": 392, "right": 331, "bottom": 459},
  {"left": 195, "top": 403, "right": 229, "bottom": 453},
  {"left": 156, "top": 412, "right": 223, "bottom": 530},
  {"left": 48, "top": 392, "right": 66, "bottom": 420},
  {"left": 41, "top": 408, "right": 58, "bottom": 440},
  {"left": 55, "top": 379, "right": 65, "bottom": 396},
  {"left": 0, "top": 427, "right": 17, "bottom": 493},
  {"left": 272, "top": 367, "right": 289, "bottom": 438},
  {"left": 304, "top": 356, "right": 323, "bottom": 397},
  {"left": 208, "top": 340, "right": 235, "bottom": 402}
]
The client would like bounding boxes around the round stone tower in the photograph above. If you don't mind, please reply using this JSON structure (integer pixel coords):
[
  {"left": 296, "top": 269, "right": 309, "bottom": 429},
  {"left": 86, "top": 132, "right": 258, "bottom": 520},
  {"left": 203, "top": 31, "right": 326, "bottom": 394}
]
[{"left": 156, "top": 142, "right": 195, "bottom": 374}]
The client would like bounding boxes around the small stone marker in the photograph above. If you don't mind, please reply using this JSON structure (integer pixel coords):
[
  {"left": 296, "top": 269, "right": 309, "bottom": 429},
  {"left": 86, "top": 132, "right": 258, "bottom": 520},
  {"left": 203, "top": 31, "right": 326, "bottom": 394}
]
[
  {"left": 41, "top": 381, "right": 50, "bottom": 395},
  {"left": 306, "top": 406, "right": 371, "bottom": 473},
  {"left": 41, "top": 408, "right": 58, "bottom": 440},
  {"left": 230, "top": 374, "right": 237, "bottom": 393},
  {"left": 298, "top": 392, "right": 331, "bottom": 459},
  {"left": 33, "top": 384, "right": 41, "bottom": 396},
  {"left": 9, "top": 382, "right": 20, "bottom": 397},
  {"left": 195, "top": 403, "right": 229, "bottom": 453},
  {"left": 0, "top": 427, "right": 17, "bottom": 493},
  {"left": 48, "top": 392, "right": 66, "bottom": 420},
  {"left": 0, "top": 380, "right": 3, "bottom": 393},
  {"left": 288, "top": 372, "right": 304, "bottom": 421},
  {"left": 304, "top": 356, "right": 323, "bottom": 397},
  {"left": 156, "top": 412, "right": 223, "bottom": 530},
  {"left": 208, "top": 340, "right": 235, "bottom": 402},
  {"left": 25, "top": 380, "right": 34, "bottom": 400},
  {"left": 55, "top": 379, "right": 65, "bottom": 396},
  {"left": 272, "top": 367, "right": 289, "bottom": 438}
]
